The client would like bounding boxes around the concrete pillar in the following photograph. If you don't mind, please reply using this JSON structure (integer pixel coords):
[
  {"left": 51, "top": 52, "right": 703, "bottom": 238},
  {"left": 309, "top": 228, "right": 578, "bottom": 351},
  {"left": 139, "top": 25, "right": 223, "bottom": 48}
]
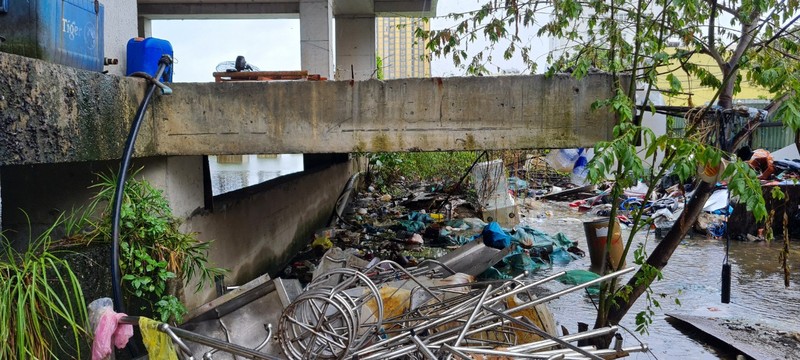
[
  {"left": 138, "top": 156, "right": 206, "bottom": 221},
  {"left": 299, "top": 0, "right": 334, "bottom": 78},
  {"left": 335, "top": 16, "right": 376, "bottom": 80},
  {"left": 103, "top": 0, "right": 138, "bottom": 76},
  {"left": 138, "top": 16, "right": 152, "bottom": 38}
]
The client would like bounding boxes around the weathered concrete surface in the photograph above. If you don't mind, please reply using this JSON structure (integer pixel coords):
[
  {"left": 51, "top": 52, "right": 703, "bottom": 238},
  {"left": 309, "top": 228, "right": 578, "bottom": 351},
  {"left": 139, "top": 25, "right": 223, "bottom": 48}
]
[
  {"left": 0, "top": 52, "right": 150, "bottom": 166},
  {"left": 155, "top": 74, "right": 617, "bottom": 154},
  {"left": 1, "top": 52, "right": 621, "bottom": 166},
  {"left": 183, "top": 159, "right": 355, "bottom": 309}
]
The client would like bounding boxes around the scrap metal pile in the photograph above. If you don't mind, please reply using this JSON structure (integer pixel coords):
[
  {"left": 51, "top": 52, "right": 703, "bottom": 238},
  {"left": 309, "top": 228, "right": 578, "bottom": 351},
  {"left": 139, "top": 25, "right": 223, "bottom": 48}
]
[
  {"left": 278, "top": 254, "right": 646, "bottom": 360},
  {"left": 116, "top": 251, "right": 647, "bottom": 359}
]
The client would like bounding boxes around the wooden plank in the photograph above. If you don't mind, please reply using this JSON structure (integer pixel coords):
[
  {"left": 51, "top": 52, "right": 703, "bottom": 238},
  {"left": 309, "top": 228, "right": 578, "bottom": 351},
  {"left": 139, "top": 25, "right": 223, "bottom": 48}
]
[
  {"left": 212, "top": 70, "right": 325, "bottom": 83},
  {"left": 666, "top": 313, "right": 781, "bottom": 360}
]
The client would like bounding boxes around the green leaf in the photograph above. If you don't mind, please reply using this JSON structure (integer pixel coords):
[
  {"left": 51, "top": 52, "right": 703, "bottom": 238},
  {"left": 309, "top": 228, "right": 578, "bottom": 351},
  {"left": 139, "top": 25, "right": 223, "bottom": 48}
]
[{"left": 666, "top": 73, "right": 683, "bottom": 93}]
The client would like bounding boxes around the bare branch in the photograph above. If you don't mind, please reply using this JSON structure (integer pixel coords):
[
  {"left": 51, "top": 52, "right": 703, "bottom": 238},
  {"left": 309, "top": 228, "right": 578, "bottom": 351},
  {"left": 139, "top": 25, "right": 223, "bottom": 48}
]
[{"left": 703, "top": 0, "right": 737, "bottom": 17}]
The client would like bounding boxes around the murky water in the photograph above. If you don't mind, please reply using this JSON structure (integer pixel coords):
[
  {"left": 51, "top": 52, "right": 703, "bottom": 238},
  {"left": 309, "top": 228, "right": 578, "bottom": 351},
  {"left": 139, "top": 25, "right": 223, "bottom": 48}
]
[
  {"left": 208, "top": 154, "right": 304, "bottom": 195},
  {"left": 521, "top": 201, "right": 800, "bottom": 359}
]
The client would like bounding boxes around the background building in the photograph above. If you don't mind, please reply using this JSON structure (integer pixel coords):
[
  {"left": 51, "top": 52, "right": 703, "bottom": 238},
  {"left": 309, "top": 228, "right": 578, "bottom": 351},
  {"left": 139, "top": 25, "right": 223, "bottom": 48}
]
[{"left": 376, "top": 17, "right": 431, "bottom": 79}]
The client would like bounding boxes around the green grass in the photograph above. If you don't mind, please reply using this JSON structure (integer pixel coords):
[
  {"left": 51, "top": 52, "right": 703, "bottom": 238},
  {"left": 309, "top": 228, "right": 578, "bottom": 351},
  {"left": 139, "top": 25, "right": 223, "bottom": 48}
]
[
  {"left": 0, "top": 217, "right": 88, "bottom": 360},
  {"left": 368, "top": 151, "right": 483, "bottom": 191}
]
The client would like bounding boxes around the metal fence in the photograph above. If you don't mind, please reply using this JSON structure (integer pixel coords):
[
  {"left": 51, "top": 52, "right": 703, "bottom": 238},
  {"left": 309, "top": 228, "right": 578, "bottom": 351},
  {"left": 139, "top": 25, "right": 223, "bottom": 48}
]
[{"left": 666, "top": 99, "right": 794, "bottom": 152}]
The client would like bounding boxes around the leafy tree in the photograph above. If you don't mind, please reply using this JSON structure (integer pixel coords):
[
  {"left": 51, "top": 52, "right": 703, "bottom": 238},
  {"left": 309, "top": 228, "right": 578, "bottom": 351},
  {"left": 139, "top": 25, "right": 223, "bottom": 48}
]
[{"left": 417, "top": 0, "right": 799, "bottom": 346}]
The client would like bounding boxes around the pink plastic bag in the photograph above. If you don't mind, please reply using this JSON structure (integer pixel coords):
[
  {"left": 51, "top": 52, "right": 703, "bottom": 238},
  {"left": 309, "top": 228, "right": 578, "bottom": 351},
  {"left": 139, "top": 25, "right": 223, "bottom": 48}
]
[{"left": 91, "top": 308, "right": 134, "bottom": 360}]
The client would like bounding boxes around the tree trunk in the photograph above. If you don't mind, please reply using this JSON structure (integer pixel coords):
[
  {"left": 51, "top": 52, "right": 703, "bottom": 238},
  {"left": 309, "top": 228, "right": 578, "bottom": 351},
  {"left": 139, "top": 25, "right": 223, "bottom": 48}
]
[
  {"left": 718, "top": 65, "right": 736, "bottom": 109},
  {"left": 604, "top": 181, "right": 714, "bottom": 326}
]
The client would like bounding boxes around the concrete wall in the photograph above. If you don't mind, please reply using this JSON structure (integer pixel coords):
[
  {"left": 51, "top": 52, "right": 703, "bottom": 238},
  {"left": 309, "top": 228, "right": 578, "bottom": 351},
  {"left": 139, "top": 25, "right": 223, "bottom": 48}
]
[
  {"left": 0, "top": 52, "right": 147, "bottom": 166},
  {"left": 183, "top": 159, "right": 354, "bottom": 308},
  {"left": 1, "top": 161, "right": 113, "bottom": 247},
  {"left": 0, "top": 154, "right": 354, "bottom": 310},
  {"left": 103, "top": 0, "right": 139, "bottom": 76}
]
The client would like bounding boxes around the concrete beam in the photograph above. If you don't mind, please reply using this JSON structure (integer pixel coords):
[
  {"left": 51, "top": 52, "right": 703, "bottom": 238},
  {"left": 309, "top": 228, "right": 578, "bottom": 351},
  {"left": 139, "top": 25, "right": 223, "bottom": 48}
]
[
  {"left": 0, "top": 52, "right": 622, "bottom": 166},
  {"left": 0, "top": 52, "right": 148, "bottom": 166},
  {"left": 135, "top": 0, "right": 437, "bottom": 17},
  {"left": 137, "top": 3, "right": 300, "bottom": 19}
]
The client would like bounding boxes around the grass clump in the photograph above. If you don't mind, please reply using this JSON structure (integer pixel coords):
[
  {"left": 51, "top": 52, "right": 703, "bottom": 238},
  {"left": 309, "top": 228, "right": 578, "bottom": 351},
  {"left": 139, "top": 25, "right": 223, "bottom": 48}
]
[
  {"left": 0, "top": 218, "right": 88, "bottom": 360},
  {"left": 367, "top": 151, "right": 482, "bottom": 191}
]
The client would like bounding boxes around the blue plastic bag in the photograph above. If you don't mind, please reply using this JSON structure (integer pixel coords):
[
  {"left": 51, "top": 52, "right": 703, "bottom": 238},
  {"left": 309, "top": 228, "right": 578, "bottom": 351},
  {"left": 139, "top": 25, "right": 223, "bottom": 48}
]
[{"left": 481, "top": 222, "right": 511, "bottom": 249}]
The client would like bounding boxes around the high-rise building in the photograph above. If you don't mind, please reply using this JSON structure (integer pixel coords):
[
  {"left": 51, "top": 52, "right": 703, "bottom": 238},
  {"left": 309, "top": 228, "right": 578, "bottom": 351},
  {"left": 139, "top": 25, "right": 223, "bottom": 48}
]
[{"left": 376, "top": 17, "right": 431, "bottom": 79}]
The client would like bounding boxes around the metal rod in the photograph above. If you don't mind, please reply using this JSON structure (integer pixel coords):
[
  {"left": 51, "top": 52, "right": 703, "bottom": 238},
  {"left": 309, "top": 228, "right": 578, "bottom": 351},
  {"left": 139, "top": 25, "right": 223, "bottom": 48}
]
[
  {"left": 483, "top": 271, "right": 567, "bottom": 307},
  {"left": 254, "top": 324, "right": 273, "bottom": 351},
  {"left": 559, "top": 345, "right": 648, "bottom": 359},
  {"left": 509, "top": 326, "right": 620, "bottom": 352},
  {"left": 503, "top": 267, "right": 635, "bottom": 316},
  {"left": 409, "top": 329, "right": 438, "bottom": 360},
  {"left": 429, "top": 317, "right": 522, "bottom": 345},
  {"left": 413, "top": 259, "right": 457, "bottom": 275},
  {"left": 440, "top": 344, "right": 472, "bottom": 360},
  {"left": 454, "top": 285, "right": 492, "bottom": 347},
  {"left": 480, "top": 306, "right": 602, "bottom": 360},
  {"left": 450, "top": 346, "right": 560, "bottom": 359},
  {"left": 365, "top": 260, "right": 442, "bottom": 301},
  {"left": 119, "top": 316, "right": 282, "bottom": 360}
]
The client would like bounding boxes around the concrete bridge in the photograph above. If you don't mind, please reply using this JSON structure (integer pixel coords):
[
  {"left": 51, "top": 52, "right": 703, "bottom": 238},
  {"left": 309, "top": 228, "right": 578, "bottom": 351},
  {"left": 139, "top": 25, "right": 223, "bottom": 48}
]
[
  {"left": 0, "top": 51, "right": 621, "bottom": 309},
  {"left": 0, "top": 52, "right": 617, "bottom": 167}
]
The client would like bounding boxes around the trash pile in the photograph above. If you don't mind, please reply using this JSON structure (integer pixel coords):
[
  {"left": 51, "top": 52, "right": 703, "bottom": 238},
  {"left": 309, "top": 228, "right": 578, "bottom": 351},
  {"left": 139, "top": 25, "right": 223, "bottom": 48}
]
[
  {"left": 278, "top": 250, "right": 646, "bottom": 360},
  {"left": 92, "top": 154, "right": 657, "bottom": 360},
  {"left": 110, "top": 247, "right": 646, "bottom": 359},
  {"left": 547, "top": 143, "right": 800, "bottom": 241},
  {"left": 284, "top": 156, "right": 589, "bottom": 286}
]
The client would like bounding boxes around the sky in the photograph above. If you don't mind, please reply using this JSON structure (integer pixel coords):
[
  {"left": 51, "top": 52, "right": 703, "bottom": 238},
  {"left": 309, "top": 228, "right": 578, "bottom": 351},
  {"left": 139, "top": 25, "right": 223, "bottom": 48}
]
[{"left": 150, "top": 0, "right": 551, "bottom": 82}]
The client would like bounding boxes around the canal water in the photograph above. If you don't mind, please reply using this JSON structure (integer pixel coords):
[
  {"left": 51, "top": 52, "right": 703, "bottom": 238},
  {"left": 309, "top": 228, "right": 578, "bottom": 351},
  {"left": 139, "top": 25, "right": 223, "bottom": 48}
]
[
  {"left": 522, "top": 200, "right": 800, "bottom": 359},
  {"left": 208, "top": 154, "right": 304, "bottom": 195}
]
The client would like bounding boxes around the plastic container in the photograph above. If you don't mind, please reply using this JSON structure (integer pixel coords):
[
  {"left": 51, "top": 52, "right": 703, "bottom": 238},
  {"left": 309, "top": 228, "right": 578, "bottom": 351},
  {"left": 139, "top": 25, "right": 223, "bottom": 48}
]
[
  {"left": 546, "top": 148, "right": 581, "bottom": 172},
  {"left": 126, "top": 37, "right": 173, "bottom": 82},
  {"left": 583, "top": 218, "right": 625, "bottom": 273},
  {"left": 0, "top": 0, "right": 104, "bottom": 71},
  {"left": 571, "top": 153, "right": 590, "bottom": 186}
]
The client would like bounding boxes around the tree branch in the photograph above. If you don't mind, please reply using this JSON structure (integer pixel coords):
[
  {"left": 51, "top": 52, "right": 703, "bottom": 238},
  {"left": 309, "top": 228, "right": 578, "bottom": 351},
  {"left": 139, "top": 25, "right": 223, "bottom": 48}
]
[
  {"left": 703, "top": 0, "right": 737, "bottom": 17},
  {"left": 755, "top": 14, "right": 800, "bottom": 51},
  {"left": 708, "top": 0, "right": 717, "bottom": 57}
]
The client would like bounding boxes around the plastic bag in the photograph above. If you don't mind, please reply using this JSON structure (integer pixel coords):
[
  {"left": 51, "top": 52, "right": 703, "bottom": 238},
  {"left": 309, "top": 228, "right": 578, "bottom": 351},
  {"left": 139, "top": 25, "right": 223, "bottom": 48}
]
[
  {"left": 481, "top": 222, "right": 511, "bottom": 249},
  {"left": 140, "top": 317, "right": 178, "bottom": 360},
  {"left": 557, "top": 270, "right": 601, "bottom": 295},
  {"left": 505, "top": 253, "right": 544, "bottom": 274},
  {"left": 550, "top": 248, "right": 573, "bottom": 265},
  {"left": 89, "top": 298, "right": 134, "bottom": 360},
  {"left": 570, "top": 149, "right": 593, "bottom": 186}
]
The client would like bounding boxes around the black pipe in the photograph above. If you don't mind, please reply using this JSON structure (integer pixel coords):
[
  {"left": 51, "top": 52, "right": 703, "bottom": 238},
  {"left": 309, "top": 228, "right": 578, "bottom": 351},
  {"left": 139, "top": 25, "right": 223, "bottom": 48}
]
[{"left": 111, "top": 56, "right": 172, "bottom": 314}]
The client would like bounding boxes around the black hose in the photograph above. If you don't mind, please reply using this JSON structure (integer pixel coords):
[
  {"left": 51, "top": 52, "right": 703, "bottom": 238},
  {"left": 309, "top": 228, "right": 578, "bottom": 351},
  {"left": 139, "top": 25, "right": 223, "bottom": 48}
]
[{"left": 111, "top": 56, "right": 172, "bottom": 313}]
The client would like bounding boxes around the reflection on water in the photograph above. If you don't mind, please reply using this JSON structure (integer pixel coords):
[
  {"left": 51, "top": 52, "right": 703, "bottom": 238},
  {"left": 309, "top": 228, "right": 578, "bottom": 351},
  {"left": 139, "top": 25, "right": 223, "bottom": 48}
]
[
  {"left": 522, "top": 201, "right": 800, "bottom": 359},
  {"left": 208, "top": 154, "right": 304, "bottom": 196}
]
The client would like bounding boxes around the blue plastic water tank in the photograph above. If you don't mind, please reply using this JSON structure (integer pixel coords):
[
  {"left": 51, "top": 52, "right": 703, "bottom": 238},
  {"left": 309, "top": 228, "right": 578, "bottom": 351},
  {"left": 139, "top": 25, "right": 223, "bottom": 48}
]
[
  {"left": 0, "top": 0, "right": 104, "bottom": 72},
  {"left": 126, "top": 37, "right": 173, "bottom": 82}
]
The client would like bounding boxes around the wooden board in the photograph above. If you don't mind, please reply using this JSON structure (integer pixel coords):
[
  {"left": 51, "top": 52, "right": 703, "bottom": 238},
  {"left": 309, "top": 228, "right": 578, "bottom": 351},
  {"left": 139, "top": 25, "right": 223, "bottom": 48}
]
[
  {"left": 213, "top": 70, "right": 326, "bottom": 82},
  {"left": 666, "top": 313, "right": 782, "bottom": 360}
]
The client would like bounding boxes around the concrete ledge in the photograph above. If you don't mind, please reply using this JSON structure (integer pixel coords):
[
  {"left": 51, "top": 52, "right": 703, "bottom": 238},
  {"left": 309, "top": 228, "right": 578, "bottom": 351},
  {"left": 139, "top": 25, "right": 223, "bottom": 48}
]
[
  {"left": 1, "top": 52, "right": 621, "bottom": 166},
  {"left": 0, "top": 52, "right": 149, "bottom": 166}
]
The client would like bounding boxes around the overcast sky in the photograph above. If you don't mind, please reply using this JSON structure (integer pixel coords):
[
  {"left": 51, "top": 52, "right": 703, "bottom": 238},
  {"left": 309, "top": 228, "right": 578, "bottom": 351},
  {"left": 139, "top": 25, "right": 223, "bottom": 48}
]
[{"left": 151, "top": 0, "right": 550, "bottom": 82}]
